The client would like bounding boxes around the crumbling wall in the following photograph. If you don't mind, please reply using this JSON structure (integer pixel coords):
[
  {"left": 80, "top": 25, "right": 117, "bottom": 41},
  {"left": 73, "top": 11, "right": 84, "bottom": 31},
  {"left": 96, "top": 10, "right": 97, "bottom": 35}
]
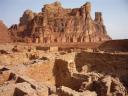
[
  {"left": 75, "top": 52, "right": 128, "bottom": 88},
  {"left": 53, "top": 59, "right": 85, "bottom": 91},
  {"left": 0, "top": 53, "right": 29, "bottom": 66},
  {"left": 24, "top": 62, "right": 55, "bottom": 85},
  {"left": 57, "top": 86, "right": 97, "bottom": 96},
  {"left": 53, "top": 59, "right": 71, "bottom": 87}
]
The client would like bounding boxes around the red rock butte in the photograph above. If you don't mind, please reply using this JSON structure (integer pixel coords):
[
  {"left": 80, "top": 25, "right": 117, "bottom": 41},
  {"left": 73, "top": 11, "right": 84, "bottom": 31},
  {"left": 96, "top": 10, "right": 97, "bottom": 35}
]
[{"left": 9, "top": 1, "right": 111, "bottom": 43}]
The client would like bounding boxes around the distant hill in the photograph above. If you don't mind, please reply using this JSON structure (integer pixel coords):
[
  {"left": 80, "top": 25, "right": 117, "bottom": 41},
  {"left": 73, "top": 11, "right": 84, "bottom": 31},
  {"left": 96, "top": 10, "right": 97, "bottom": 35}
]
[
  {"left": 0, "top": 20, "right": 11, "bottom": 43},
  {"left": 98, "top": 39, "right": 128, "bottom": 52}
]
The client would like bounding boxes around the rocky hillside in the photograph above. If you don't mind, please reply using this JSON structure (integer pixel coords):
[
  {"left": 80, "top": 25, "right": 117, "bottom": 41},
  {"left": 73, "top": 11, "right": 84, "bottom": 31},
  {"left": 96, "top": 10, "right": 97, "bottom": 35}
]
[
  {"left": 9, "top": 1, "right": 111, "bottom": 43},
  {"left": 0, "top": 20, "right": 11, "bottom": 43}
]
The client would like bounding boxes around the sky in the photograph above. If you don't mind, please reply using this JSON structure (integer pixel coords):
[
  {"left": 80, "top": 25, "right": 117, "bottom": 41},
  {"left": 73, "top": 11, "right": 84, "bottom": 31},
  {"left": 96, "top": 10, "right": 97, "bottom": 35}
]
[{"left": 0, "top": 0, "right": 128, "bottom": 39}]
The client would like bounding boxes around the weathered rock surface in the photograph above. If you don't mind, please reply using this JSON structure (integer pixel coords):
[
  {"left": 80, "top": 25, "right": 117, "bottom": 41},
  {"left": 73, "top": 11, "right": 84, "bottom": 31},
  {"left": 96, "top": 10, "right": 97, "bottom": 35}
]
[
  {"left": 9, "top": 1, "right": 111, "bottom": 43},
  {"left": 0, "top": 20, "right": 11, "bottom": 43}
]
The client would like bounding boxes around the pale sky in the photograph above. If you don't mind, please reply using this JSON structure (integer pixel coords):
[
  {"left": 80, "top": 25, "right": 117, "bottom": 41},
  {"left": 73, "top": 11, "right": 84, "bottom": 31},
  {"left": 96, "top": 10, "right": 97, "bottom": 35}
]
[{"left": 0, "top": 0, "right": 128, "bottom": 39}]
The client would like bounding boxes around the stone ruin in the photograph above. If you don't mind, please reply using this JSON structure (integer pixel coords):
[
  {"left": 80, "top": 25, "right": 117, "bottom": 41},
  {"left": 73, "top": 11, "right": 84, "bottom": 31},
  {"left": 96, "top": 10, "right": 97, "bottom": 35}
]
[
  {"left": 0, "top": 44, "right": 128, "bottom": 96},
  {"left": 9, "top": 1, "right": 111, "bottom": 43}
]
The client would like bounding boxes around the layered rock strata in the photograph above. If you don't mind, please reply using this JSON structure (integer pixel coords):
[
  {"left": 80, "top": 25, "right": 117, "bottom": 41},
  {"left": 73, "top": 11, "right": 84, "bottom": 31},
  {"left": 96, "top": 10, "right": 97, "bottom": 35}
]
[{"left": 9, "top": 2, "right": 111, "bottom": 43}]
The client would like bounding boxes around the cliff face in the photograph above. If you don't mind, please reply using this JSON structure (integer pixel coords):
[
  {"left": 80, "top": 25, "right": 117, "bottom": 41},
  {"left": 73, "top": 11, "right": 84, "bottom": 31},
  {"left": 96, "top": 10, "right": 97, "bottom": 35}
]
[
  {"left": 0, "top": 20, "right": 11, "bottom": 43},
  {"left": 9, "top": 2, "right": 111, "bottom": 43}
]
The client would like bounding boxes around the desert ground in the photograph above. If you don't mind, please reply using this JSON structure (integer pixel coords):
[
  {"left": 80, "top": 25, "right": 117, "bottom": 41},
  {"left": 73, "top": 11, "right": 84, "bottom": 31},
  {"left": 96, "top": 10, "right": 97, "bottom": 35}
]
[{"left": 0, "top": 40, "right": 128, "bottom": 96}]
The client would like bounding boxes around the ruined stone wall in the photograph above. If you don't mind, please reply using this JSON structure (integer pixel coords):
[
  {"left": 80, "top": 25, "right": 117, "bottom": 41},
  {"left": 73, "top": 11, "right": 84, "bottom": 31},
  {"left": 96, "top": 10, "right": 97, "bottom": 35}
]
[
  {"left": 75, "top": 52, "right": 128, "bottom": 87},
  {"left": 98, "top": 39, "right": 128, "bottom": 52},
  {"left": 23, "top": 62, "right": 55, "bottom": 85}
]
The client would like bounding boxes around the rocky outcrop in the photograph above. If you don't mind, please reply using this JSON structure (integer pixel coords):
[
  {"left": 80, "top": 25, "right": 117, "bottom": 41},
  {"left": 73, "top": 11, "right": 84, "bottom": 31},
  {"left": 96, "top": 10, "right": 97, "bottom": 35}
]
[
  {"left": 9, "top": 1, "right": 111, "bottom": 43},
  {"left": 0, "top": 20, "right": 11, "bottom": 43}
]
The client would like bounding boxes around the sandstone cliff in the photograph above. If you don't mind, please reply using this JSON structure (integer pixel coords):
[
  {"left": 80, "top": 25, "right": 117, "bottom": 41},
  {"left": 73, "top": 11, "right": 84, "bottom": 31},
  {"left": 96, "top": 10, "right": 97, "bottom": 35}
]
[
  {"left": 9, "top": 2, "right": 111, "bottom": 43},
  {"left": 0, "top": 20, "right": 11, "bottom": 43}
]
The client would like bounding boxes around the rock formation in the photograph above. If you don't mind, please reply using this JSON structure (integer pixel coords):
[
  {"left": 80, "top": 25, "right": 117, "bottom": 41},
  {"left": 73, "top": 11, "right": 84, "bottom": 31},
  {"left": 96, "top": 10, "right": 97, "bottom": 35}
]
[
  {"left": 9, "top": 1, "right": 111, "bottom": 43},
  {"left": 0, "top": 20, "right": 11, "bottom": 43}
]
